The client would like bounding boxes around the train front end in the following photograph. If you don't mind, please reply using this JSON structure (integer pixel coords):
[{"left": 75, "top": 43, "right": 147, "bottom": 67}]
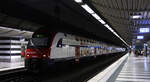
[{"left": 25, "top": 32, "right": 54, "bottom": 72}]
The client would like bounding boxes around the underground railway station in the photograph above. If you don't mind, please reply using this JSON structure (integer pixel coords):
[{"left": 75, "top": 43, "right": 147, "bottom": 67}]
[{"left": 0, "top": 0, "right": 150, "bottom": 82}]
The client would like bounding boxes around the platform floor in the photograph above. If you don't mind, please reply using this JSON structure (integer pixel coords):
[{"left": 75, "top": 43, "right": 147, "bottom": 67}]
[
  {"left": 115, "top": 53, "right": 150, "bottom": 82},
  {"left": 0, "top": 57, "right": 24, "bottom": 72}
]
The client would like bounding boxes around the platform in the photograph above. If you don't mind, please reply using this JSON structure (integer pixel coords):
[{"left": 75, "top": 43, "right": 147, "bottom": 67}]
[
  {"left": 87, "top": 53, "right": 129, "bottom": 82},
  {"left": 115, "top": 54, "right": 150, "bottom": 82},
  {"left": 87, "top": 52, "right": 150, "bottom": 82},
  {"left": 0, "top": 57, "right": 24, "bottom": 72}
]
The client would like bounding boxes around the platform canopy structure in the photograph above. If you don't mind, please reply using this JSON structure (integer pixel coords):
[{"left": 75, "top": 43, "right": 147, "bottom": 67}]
[
  {"left": 0, "top": 12, "right": 43, "bottom": 38},
  {"left": 0, "top": 26, "right": 33, "bottom": 38}
]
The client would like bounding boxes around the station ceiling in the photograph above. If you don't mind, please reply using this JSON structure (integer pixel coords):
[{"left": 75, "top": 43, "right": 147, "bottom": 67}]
[
  {"left": 91, "top": 0, "right": 150, "bottom": 46},
  {"left": 0, "top": 0, "right": 143, "bottom": 47}
]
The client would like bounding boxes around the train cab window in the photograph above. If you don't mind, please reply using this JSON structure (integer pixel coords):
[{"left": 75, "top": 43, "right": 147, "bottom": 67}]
[
  {"left": 27, "top": 32, "right": 53, "bottom": 48},
  {"left": 28, "top": 38, "right": 49, "bottom": 48},
  {"left": 56, "top": 38, "right": 62, "bottom": 48}
]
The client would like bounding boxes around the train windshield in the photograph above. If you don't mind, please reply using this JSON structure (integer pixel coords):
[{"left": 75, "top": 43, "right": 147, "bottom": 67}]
[
  {"left": 28, "top": 38, "right": 49, "bottom": 48},
  {"left": 28, "top": 33, "right": 53, "bottom": 48}
]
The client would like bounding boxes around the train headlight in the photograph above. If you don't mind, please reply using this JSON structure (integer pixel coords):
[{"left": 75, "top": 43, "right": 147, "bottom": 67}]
[{"left": 43, "top": 55, "right": 46, "bottom": 57}]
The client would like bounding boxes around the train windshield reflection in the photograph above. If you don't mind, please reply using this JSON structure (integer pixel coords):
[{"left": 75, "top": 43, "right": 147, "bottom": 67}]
[{"left": 28, "top": 38, "right": 49, "bottom": 48}]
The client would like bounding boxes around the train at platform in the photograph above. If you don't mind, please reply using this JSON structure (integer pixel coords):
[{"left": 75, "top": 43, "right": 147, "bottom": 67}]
[{"left": 25, "top": 29, "right": 126, "bottom": 72}]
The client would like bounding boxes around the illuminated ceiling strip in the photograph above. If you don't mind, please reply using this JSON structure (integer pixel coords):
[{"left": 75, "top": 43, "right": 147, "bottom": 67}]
[
  {"left": 81, "top": 4, "right": 106, "bottom": 25},
  {"left": 98, "top": 19, "right": 106, "bottom": 24},
  {"left": 131, "top": 15, "right": 142, "bottom": 19},
  {"left": 92, "top": 13, "right": 101, "bottom": 20},
  {"left": 92, "top": 13, "right": 106, "bottom": 24},
  {"left": 81, "top": 4, "right": 95, "bottom": 14},
  {"left": 104, "top": 24, "right": 114, "bottom": 32}
]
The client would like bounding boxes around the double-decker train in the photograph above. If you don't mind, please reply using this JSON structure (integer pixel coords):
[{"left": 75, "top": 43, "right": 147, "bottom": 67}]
[{"left": 25, "top": 29, "right": 126, "bottom": 71}]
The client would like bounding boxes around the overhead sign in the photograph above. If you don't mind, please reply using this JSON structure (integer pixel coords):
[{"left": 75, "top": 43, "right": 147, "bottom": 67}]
[
  {"left": 139, "top": 28, "right": 149, "bottom": 33},
  {"left": 137, "top": 36, "right": 144, "bottom": 39}
]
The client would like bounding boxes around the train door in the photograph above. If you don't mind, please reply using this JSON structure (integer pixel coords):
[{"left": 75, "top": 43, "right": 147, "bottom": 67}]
[
  {"left": 67, "top": 38, "right": 75, "bottom": 58},
  {"left": 75, "top": 46, "right": 80, "bottom": 62}
]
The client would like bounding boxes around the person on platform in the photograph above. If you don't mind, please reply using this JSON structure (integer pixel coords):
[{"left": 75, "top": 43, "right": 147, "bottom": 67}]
[{"left": 129, "top": 49, "right": 132, "bottom": 55}]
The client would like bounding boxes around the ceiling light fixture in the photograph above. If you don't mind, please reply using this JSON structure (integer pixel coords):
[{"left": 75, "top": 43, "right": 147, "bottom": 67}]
[
  {"left": 104, "top": 24, "right": 114, "bottom": 32},
  {"left": 92, "top": 13, "right": 101, "bottom": 19},
  {"left": 81, "top": 4, "right": 94, "bottom": 14},
  {"left": 74, "top": 0, "right": 83, "bottom": 3},
  {"left": 131, "top": 15, "right": 142, "bottom": 19},
  {"left": 139, "top": 28, "right": 149, "bottom": 33},
  {"left": 91, "top": 13, "right": 106, "bottom": 24},
  {"left": 98, "top": 19, "right": 106, "bottom": 24}
]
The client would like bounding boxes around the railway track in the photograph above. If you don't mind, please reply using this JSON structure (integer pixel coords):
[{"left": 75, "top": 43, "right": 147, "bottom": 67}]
[
  {"left": 0, "top": 68, "right": 27, "bottom": 82},
  {"left": 0, "top": 52, "right": 127, "bottom": 82}
]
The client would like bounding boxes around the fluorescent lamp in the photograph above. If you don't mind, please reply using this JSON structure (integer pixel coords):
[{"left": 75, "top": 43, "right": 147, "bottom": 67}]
[
  {"left": 113, "top": 32, "right": 119, "bottom": 37},
  {"left": 98, "top": 19, "right": 106, "bottom": 24},
  {"left": 131, "top": 15, "right": 142, "bottom": 19},
  {"left": 74, "top": 0, "right": 82, "bottom": 3},
  {"left": 137, "top": 36, "right": 144, "bottom": 39},
  {"left": 91, "top": 13, "right": 106, "bottom": 24},
  {"left": 104, "top": 24, "right": 110, "bottom": 28},
  {"left": 81, "top": 4, "right": 94, "bottom": 14},
  {"left": 104, "top": 24, "right": 114, "bottom": 32},
  {"left": 139, "top": 28, "right": 149, "bottom": 33},
  {"left": 92, "top": 13, "right": 101, "bottom": 19}
]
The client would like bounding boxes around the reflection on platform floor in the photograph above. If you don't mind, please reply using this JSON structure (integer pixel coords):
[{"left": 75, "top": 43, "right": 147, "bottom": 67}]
[
  {"left": 115, "top": 53, "right": 150, "bottom": 82},
  {"left": 0, "top": 57, "right": 24, "bottom": 72}
]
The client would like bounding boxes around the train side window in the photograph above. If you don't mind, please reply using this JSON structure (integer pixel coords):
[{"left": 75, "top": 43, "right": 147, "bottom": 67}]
[{"left": 56, "top": 38, "right": 62, "bottom": 48}]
